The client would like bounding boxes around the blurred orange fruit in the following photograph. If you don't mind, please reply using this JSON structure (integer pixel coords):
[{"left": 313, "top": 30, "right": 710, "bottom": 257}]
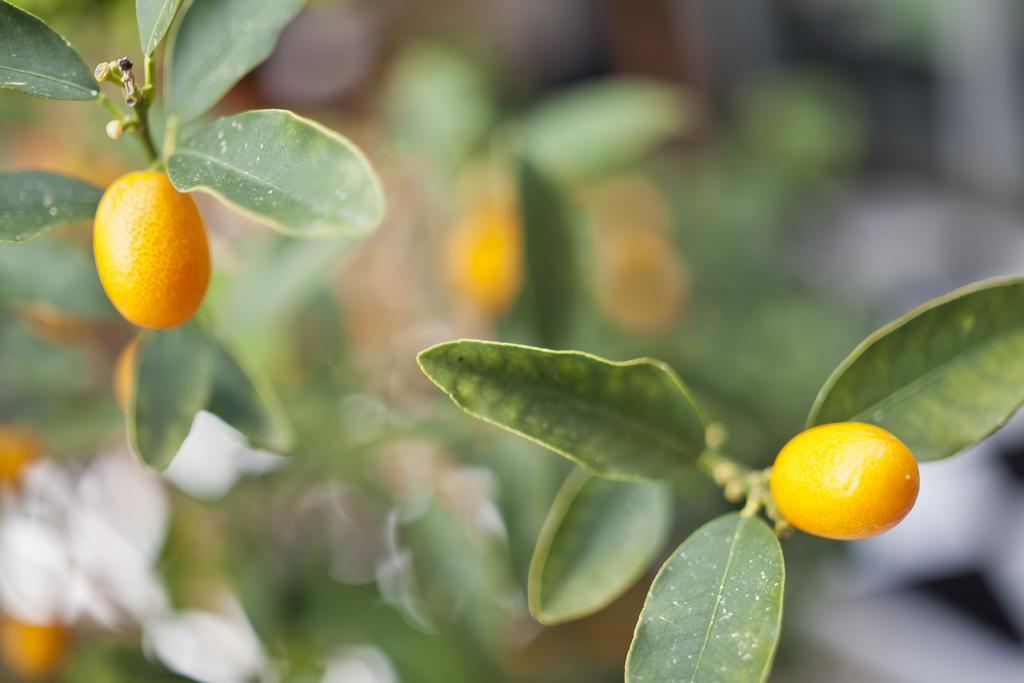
[
  {"left": 770, "top": 422, "right": 920, "bottom": 540},
  {"left": 0, "top": 425, "right": 42, "bottom": 485},
  {"left": 445, "top": 194, "right": 523, "bottom": 316},
  {"left": 587, "top": 177, "right": 688, "bottom": 334},
  {"left": 0, "top": 616, "right": 66, "bottom": 680},
  {"left": 93, "top": 172, "right": 210, "bottom": 328},
  {"left": 113, "top": 337, "right": 140, "bottom": 411}
]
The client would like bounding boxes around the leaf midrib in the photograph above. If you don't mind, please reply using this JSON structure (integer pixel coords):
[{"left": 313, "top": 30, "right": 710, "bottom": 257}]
[
  {"left": 0, "top": 64, "right": 95, "bottom": 97},
  {"left": 172, "top": 147, "right": 370, "bottom": 225},
  {"left": 836, "top": 327, "right": 1024, "bottom": 424},
  {"left": 451, "top": 361, "right": 695, "bottom": 461},
  {"left": 689, "top": 518, "right": 744, "bottom": 682}
]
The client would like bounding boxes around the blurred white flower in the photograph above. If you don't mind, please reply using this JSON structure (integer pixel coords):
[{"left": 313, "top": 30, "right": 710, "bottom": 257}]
[
  {"left": 163, "top": 411, "right": 287, "bottom": 501},
  {"left": 321, "top": 645, "right": 398, "bottom": 683},
  {"left": 0, "top": 452, "right": 169, "bottom": 629},
  {"left": 144, "top": 592, "right": 267, "bottom": 683},
  {"left": 375, "top": 510, "right": 435, "bottom": 634}
]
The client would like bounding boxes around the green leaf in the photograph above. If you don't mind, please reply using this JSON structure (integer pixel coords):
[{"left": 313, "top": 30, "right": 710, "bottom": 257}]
[
  {"left": 165, "top": 0, "right": 303, "bottom": 122},
  {"left": 167, "top": 109, "right": 385, "bottom": 237},
  {"left": 385, "top": 40, "right": 495, "bottom": 171},
  {"left": 0, "top": 171, "right": 102, "bottom": 243},
  {"left": 808, "top": 277, "right": 1024, "bottom": 461},
  {"left": 129, "top": 324, "right": 214, "bottom": 470},
  {"left": 137, "top": 0, "right": 184, "bottom": 55},
  {"left": 213, "top": 233, "right": 354, "bottom": 334},
  {"left": 514, "top": 159, "right": 576, "bottom": 346},
  {"left": 529, "top": 468, "right": 672, "bottom": 624},
  {"left": 417, "top": 340, "right": 705, "bottom": 481},
  {"left": 0, "top": 0, "right": 97, "bottom": 100},
  {"left": 207, "top": 335, "right": 292, "bottom": 452},
  {"left": 0, "top": 239, "right": 114, "bottom": 319},
  {"left": 522, "top": 78, "right": 693, "bottom": 180},
  {"left": 626, "top": 513, "right": 784, "bottom": 683}
]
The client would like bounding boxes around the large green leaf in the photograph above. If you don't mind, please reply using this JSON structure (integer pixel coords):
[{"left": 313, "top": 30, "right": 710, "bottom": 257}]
[
  {"left": 626, "top": 514, "right": 784, "bottom": 683},
  {"left": 0, "top": 171, "right": 102, "bottom": 243},
  {"left": 0, "top": 239, "right": 114, "bottom": 319},
  {"left": 808, "top": 278, "right": 1024, "bottom": 461},
  {"left": 529, "top": 469, "right": 672, "bottom": 624},
  {"left": 167, "top": 110, "right": 385, "bottom": 237},
  {"left": 513, "top": 159, "right": 576, "bottom": 347},
  {"left": 137, "top": 0, "right": 184, "bottom": 55},
  {"left": 164, "top": 0, "right": 303, "bottom": 122},
  {"left": 417, "top": 340, "right": 705, "bottom": 481},
  {"left": 207, "top": 335, "right": 292, "bottom": 452},
  {"left": 0, "top": 0, "right": 97, "bottom": 100},
  {"left": 129, "top": 324, "right": 214, "bottom": 470},
  {"left": 522, "top": 78, "right": 692, "bottom": 180}
]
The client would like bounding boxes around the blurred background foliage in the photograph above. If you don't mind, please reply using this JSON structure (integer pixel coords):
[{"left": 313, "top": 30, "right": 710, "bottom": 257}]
[{"left": 4, "top": 0, "right": 1024, "bottom": 681}]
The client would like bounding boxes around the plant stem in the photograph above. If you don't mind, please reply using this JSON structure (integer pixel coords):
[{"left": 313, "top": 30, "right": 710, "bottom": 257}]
[
  {"left": 131, "top": 57, "right": 158, "bottom": 162},
  {"left": 96, "top": 92, "right": 123, "bottom": 119},
  {"left": 697, "top": 450, "right": 782, "bottom": 525}
]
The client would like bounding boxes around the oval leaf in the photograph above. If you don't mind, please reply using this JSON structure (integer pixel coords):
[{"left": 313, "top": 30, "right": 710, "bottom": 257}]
[
  {"left": 167, "top": 110, "right": 385, "bottom": 237},
  {"left": 207, "top": 336, "right": 292, "bottom": 452},
  {"left": 137, "top": 0, "right": 184, "bottom": 55},
  {"left": 417, "top": 340, "right": 705, "bottom": 481},
  {"left": 0, "top": 0, "right": 97, "bottom": 100},
  {"left": 165, "top": 0, "right": 303, "bottom": 122},
  {"left": 0, "top": 171, "right": 102, "bottom": 243},
  {"left": 626, "top": 513, "right": 784, "bottom": 683},
  {"left": 128, "top": 324, "right": 214, "bottom": 470},
  {"left": 808, "top": 278, "right": 1024, "bottom": 461},
  {"left": 529, "top": 469, "right": 672, "bottom": 624},
  {"left": 522, "top": 78, "right": 693, "bottom": 180}
]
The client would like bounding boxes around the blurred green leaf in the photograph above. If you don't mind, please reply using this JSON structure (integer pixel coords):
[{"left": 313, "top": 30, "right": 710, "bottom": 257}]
[
  {"left": 418, "top": 340, "right": 705, "bottom": 481},
  {"left": 129, "top": 323, "right": 213, "bottom": 470},
  {"left": 0, "top": 171, "right": 102, "bottom": 243},
  {"left": 137, "top": 0, "right": 183, "bottom": 55},
  {"left": 167, "top": 109, "right": 385, "bottom": 237},
  {"left": 213, "top": 233, "right": 354, "bottom": 334},
  {"left": 0, "top": 311, "right": 93, "bottom": 402},
  {"left": 626, "top": 513, "right": 784, "bottom": 683},
  {"left": 529, "top": 468, "right": 671, "bottom": 624},
  {"left": 0, "top": 238, "right": 114, "bottom": 319},
  {"left": 385, "top": 40, "right": 495, "bottom": 171},
  {"left": 809, "top": 278, "right": 1024, "bottom": 461},
  {"left": 165, "top": 0, "right": 302, "bottom": 122},
  {"left": 207, "top": 333, "right": 293, "bottom": 452},
  {"left": 735, "top": 72, "right": 864, "bottom": 178},
  {"left": 514, "top": 159, "right": 576, "bottom": 346},
  {"left": 0, "top": 0, "right": 97, "bottom": 100},
  {"left": 522, "top": 78, "right": 693, "bottom": 180}
]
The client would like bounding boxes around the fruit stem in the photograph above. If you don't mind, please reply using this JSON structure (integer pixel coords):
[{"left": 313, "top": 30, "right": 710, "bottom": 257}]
[{"left": 697, "top": 450, "right": 785, "bottom": 529}]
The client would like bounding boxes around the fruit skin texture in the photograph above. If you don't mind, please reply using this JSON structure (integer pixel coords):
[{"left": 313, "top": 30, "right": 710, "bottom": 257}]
[
  {"left": 0, "top": 615, "right": 66, "bottom": 680},
  {"left": 769, "top": 422, "right": 919, "bottom": 540},
  {"left": 94, "top": 171, "right": 210, "bottom": 329}
]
